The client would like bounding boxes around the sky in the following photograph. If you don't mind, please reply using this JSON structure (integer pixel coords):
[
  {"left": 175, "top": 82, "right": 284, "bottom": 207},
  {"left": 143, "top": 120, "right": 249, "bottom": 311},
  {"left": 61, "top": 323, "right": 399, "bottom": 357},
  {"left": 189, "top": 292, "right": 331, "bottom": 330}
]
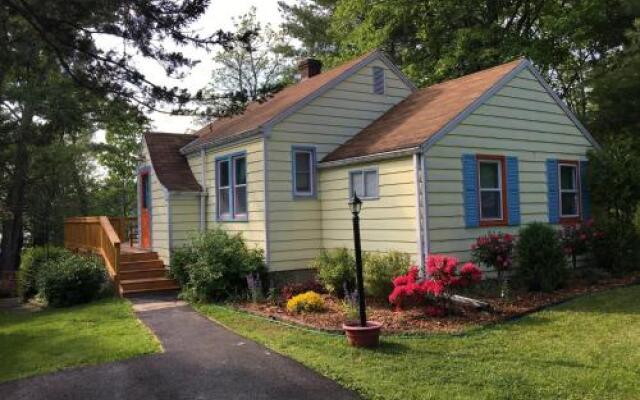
[{"left": 95, "top": 0, "right": 289, "bottom": 140}]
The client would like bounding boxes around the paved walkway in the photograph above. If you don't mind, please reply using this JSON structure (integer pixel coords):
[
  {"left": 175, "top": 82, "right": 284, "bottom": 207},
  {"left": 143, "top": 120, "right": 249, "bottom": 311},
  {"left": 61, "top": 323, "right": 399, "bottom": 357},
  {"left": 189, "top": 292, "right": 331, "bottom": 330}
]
[{"left": 2, "top": 294, "right": 360, "bottom": 400}]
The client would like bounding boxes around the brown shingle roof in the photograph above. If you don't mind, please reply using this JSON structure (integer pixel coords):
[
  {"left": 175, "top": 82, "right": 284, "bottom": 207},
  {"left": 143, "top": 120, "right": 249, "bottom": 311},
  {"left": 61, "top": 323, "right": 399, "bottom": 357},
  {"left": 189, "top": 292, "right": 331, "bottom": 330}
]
[
  {"left": 183, "top": 51, "right": 381, "bottom": 152},
  {"left": 144, "top": 132, "right": 202, "bottom": 192},
  {"left": 322, "top": 58, "right": 526, "bottom": 163}
]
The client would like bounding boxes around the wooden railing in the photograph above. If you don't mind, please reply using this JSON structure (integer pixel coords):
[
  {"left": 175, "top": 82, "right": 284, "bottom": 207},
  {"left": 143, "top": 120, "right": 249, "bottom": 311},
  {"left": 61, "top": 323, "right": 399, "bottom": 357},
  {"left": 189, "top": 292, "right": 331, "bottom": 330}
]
[{"left": 64, "top": 216, "right": 122, "bottom": 286}]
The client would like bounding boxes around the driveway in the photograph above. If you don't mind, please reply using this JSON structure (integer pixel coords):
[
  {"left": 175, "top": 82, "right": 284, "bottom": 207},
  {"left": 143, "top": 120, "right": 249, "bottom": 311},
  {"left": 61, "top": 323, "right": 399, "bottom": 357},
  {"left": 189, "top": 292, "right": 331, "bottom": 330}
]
[{"left": 1, "top": 294, "right": 360, "bottom": 400}]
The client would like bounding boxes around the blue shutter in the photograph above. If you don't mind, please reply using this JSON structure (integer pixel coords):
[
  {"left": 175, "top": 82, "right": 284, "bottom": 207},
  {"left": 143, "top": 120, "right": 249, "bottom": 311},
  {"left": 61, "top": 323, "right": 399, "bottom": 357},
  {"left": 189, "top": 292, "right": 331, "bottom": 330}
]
[
  {"left": 546, "top": 159, "right": 559, "bottom": 224},
  {"left": 506, "top": 156, "right": 521, "bottom": 225},
  {"left": 580, "top": 160, "right": 591, "bottom": 221},
  {"left": 372, "top": 67, "right": 385, "bottom": 95},
  {"left": 462, "top": 154, "right": 479, "bottom": 228}
]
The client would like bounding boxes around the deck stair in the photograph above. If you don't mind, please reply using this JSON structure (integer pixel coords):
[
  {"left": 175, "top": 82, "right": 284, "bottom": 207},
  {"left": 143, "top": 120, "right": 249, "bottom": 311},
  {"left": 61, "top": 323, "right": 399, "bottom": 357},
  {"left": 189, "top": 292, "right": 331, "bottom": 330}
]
[
  {"left": 118, "top": 250, "right": 179, "bottom": 296},
  {"left": 64, "top": 216, "right": 178, "bottom": 297}
]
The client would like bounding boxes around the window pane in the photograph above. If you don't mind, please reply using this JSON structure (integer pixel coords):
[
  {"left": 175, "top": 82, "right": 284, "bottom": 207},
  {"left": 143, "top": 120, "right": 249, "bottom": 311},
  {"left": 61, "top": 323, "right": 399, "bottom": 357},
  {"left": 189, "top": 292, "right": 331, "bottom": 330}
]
[
  {"left": 295, "top": 152, "right": 310, "bottom": 173},
  {"left": 561, "top": 192, "right": 578, "bottom": 216},
  {"left": 479, "top": 162, "right": 499, "bottom": 189},
  {"left": 219, "top": 160, "right": 230, "bottom": 187},
  {"left": 218, "top": 189, "right": 231, "bottom": 217},
  {"left": 296, "top": 172, "right": 311, "bottom": 193},
  {"left": 234, "top": 157, "right": 246, "bottom": 185},
  {"left": 560, "top": 165, "right": 575, "bottom": 190},
  {"left": 364, "top": 171, "right": 378, "bottom": 197},
  {"left": 351, "top": 172, "right": 364, "bottom": 197},
  {"left": 480, "top": 191, "right": 501, "bottom": 219},
  {"left": 234, "top": 186, "right": 247, "bottom": 216}
]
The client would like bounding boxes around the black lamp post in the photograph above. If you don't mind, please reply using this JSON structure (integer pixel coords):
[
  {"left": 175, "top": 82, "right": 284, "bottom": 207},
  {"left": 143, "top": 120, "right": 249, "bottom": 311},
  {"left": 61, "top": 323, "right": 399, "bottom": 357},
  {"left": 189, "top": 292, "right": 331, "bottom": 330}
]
[{"left": 349, "top": 192, "right": 367, "bottom": 327}]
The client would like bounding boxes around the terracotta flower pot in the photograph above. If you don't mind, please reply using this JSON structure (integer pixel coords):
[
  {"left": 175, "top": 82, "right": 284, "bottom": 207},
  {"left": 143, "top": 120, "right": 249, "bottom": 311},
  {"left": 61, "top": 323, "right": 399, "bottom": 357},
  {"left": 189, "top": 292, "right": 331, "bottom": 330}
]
[{"left": 342, "top": 321, "right": 383, "bottom": 348}]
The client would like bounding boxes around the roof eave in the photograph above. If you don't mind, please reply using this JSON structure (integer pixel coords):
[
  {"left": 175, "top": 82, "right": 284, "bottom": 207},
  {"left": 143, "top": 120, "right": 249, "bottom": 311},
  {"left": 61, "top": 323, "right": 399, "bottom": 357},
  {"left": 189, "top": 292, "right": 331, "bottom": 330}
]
[
  {"left": 318, "top": 147, "right": 420, "bottom": 169},
  {"left": 179, "top": 127, "right": 263, "bottom": 155}
]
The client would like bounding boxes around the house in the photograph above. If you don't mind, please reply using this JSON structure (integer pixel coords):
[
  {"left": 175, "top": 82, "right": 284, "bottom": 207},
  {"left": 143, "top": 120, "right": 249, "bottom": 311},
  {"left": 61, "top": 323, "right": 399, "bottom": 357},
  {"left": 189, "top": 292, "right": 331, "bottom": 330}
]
[{"left": 138, "top": 50, "right": 597, "bottom": 282}]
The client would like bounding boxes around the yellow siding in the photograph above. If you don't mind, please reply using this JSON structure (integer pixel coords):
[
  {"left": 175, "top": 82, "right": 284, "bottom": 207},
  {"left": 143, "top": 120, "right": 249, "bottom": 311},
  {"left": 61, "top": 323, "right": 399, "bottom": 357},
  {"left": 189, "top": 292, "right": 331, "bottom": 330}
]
[
  {"left": 319, "top": 157, "right": 419, "bottom": 261},
  {"left": 203, "top": 138, "right": 266, "bottom": 251},
  {"left": 170, "top": 194, "right": 200, "bottom": 250},
  {"left": 266, "top": 59, "right": 414, "bottom": 271},
  {"left": 424, "top": 68, "right": 594, "bottom": 261}
]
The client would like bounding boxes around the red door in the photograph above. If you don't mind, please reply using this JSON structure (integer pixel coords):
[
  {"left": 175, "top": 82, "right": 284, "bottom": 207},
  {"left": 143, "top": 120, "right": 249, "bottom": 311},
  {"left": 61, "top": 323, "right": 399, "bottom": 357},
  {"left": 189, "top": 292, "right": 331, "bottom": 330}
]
[{"left": 140, "top": 172, "right": 151, "bottom": 248}]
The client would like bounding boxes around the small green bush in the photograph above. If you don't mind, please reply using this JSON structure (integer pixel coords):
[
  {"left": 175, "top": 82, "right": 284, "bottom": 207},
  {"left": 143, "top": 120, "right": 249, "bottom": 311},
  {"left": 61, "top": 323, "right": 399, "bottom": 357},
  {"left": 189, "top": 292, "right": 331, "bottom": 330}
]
[
  {"left": 169, "top": 245, "right": 198, "bottom": 286},
  {"left": 516, "top": 222, "right": 568, "bottom": 292},
  {"left": 312, "top": 248, "right": 355, "bottom": 297},
  {"left": 363, "top": 251, "right": 410, "bottom": 299},
  {"left": 37, "top": 254, "right": 106, "bottom": 307},
  {"left": 178, "top": 228, "right": 265, "bottom": 302},
  {"left": 18, "top": 246, "right": 71, "bottom": 302}
]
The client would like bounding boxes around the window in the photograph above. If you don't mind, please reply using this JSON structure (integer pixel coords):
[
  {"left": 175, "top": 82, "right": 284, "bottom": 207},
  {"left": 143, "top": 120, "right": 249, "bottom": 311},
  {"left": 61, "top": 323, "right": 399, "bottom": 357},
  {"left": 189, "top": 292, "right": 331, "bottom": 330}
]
[
  {"left": 372, "top": 66, "right": 385, "bottom": 95},
  {"left": 477, "top": 155, "right": 507, "bottom": 225},
  {"left": 216, "top": 153, "right": 247, "bottom": 220},
  {"left": 292, "top": 147, "right": 316, "bottom": 197},
  {"left": 349, "top": 169, "right": 379, "bottom": 199},
  {"left": 559, "top": 162, "right": 580, "bottom": 218}
]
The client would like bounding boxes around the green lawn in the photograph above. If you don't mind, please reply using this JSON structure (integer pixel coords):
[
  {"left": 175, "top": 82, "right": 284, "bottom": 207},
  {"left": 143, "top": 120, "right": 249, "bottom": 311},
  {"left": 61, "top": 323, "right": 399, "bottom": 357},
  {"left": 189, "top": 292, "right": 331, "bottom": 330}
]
[
  {"left": 197, "top": 286, "right": 640, "bottom": 400},
  {"left": 0, "top": 298, "right": 161, "bottom": 383}
]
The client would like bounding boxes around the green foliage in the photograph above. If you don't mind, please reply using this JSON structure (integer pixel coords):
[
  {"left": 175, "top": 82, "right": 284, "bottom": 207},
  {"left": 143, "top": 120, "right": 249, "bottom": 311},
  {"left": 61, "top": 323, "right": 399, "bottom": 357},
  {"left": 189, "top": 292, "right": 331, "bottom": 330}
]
[
  {"left": 587, "top": 138, "right": 640, "bottom": 272},
  {"left": 175, "top": 228, "right": 266, "bottom": 302},
  {"left": 168, "top": 245, "right": 198, "bottom": 287},
  {"left": 37, "top": 254, "right": 106, "bottom": 307},
  {"left": 17, "top": 246, "right": 71, "bottom": 301},
  {"left": 312, "top": 248, "right": 355, "bottom": 298},
  {"left": 363, "top": 251, "right": 409, "bottom": 299},
  {"left": 516, "top": 222, "right": 567, "bottom": 292}
]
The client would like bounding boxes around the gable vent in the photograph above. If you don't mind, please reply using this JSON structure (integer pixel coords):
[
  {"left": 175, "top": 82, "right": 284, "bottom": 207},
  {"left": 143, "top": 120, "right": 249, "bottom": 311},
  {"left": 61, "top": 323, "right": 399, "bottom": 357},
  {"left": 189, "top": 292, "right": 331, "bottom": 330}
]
[{"left": 372, "top": 66, "right": 385, "bottom": 95}]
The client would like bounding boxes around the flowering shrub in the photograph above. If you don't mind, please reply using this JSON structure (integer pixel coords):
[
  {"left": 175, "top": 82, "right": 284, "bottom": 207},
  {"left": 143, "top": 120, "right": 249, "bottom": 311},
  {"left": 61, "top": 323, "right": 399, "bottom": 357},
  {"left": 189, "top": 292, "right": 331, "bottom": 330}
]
[
  {"left": 559, "top": 220, "right": 601, "bottom": 269},
  {"left": 471, "top": 232, "right": 515, "bottom": 297},
  {"left": 286, "top": 291, "right": 325, "bottom": 313},
  {"left": 471, "top": 232, "right": 515, "bottom": 275},
  {"left": 388, "top": 255, "right": 482, "bottom": 312}
]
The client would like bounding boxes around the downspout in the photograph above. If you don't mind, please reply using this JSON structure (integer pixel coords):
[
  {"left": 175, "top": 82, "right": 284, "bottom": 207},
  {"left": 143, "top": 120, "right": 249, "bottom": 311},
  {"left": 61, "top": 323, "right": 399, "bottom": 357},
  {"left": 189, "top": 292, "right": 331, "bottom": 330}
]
[
  {"left": 413, "top": 153, "right": 426, "bottom": 275},
  {"left": 200, "top": 148, "right": 207, "bottom": 231},
  {"left": 421, "top": 151, "right": 430, "bottom": 264},
  {"left": 262, "top": 134, "right": 271, "bottom": 267},
  {"left": 165, "top": 189, "right": 173, "bottom": 261},
  {"left": 136, "top": 169, "right": 142, "bottom": 248}
]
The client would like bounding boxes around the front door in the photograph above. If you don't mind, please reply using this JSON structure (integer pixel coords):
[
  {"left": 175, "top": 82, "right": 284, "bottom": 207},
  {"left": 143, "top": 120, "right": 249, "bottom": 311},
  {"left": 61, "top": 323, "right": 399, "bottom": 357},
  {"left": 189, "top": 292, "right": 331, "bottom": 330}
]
[{"left": 140, "top": 172, "right": 151, "bottom": 248}]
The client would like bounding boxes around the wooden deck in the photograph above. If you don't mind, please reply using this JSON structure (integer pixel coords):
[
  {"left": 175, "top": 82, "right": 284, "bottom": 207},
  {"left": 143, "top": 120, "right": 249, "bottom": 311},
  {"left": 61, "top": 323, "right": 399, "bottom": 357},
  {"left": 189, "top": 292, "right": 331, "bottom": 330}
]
[{"left": 64, "top": 217, "right": 178, "bottom": 296}]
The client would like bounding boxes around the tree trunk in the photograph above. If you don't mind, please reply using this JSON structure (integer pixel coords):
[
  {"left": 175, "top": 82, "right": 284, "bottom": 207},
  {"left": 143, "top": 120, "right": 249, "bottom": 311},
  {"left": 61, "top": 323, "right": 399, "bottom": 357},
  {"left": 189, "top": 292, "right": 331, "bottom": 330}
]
[{"left": 0, "top": 107, "right": 33, "bottom": 272}]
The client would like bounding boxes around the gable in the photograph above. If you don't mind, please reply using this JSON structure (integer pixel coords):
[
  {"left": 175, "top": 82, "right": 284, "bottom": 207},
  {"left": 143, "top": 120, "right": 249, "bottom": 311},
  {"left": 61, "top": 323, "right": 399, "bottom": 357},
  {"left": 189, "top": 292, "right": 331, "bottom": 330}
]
[{"left": 269, "top": 57, "right": 414, "bottom": 162}]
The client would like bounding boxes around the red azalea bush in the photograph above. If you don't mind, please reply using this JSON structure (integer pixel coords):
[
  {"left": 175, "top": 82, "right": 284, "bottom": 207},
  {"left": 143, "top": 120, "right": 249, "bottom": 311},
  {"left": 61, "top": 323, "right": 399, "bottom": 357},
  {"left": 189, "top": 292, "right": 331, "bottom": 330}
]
[
  {"left": 388, "top": 255, "right": 482, "bottom": 313},
  {"left": 471, "top": 232, "right": 515, "bottom": 276},
  {"left": 559, "top": 220, "right": 601, "bottom": 269}
]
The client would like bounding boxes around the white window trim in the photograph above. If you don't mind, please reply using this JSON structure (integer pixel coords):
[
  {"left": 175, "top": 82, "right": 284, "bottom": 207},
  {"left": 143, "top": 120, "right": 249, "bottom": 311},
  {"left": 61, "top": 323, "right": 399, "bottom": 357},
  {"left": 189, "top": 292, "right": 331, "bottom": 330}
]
[
  {"left": 348, "top": 168, "right": 379, "bottom": 200},
  {"left": 216, "top": 153, "right": 248, "bottom": 221},
  {"left": 232, "top": 156, "right": 248, "bottom": 219},
  {"left": 292, "top": 147, "right": 316, "bottom": 198},
  {"left": 558, "top": 162, "right": 580, "bottom": 218},
  {"left": 477, "top": 159, "right": 504, "bottom": 221}
]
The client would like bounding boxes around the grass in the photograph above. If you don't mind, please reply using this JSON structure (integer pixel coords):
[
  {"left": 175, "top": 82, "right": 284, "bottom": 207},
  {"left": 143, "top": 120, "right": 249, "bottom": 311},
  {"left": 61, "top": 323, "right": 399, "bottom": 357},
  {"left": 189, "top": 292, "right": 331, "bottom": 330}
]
[
  {"left": 196, "top": 285, "right": 640, "bottom": 400},
  {"left": 0, "top": 298, "right": 161, "bottom": 383}
]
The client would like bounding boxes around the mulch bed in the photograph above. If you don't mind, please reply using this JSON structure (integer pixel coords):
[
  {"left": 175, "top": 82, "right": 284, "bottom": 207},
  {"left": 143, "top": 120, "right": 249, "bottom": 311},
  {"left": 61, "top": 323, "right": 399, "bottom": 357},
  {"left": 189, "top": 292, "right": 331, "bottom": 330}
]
[{"left": 236, "top": 273, "right": 640, "bottom": 335}]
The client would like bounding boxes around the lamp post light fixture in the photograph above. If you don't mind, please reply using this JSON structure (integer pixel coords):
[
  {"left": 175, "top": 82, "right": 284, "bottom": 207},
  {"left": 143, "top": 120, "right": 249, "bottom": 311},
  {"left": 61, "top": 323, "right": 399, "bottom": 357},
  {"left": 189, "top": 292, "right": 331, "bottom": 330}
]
[{"left": 348, "top": 192, "right": 367, "bottom": 327}]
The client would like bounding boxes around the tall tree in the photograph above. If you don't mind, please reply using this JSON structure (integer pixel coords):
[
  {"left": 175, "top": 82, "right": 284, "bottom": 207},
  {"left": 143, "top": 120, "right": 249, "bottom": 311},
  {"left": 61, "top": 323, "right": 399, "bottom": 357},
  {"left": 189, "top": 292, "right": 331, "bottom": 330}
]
[
  {"left": 0, "top": 1, "right": 235, "bottom": 272},
  {"left": 199, "top": 7, "right": 295, "bottom": 118}
]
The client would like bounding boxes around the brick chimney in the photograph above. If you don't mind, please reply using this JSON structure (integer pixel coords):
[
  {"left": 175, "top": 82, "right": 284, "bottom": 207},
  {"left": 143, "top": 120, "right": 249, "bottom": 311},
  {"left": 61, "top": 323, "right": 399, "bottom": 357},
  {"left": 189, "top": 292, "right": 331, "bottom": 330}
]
[{"left": 298, "top": 58, "right": 322, "bottom": 80}]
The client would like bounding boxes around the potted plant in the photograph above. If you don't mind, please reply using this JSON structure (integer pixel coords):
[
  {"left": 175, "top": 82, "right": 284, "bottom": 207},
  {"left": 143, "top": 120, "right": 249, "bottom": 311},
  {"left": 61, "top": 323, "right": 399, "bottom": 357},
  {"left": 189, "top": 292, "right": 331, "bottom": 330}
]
[{"left": 342, "top": 194, "right": 382, "bottom": 347}]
